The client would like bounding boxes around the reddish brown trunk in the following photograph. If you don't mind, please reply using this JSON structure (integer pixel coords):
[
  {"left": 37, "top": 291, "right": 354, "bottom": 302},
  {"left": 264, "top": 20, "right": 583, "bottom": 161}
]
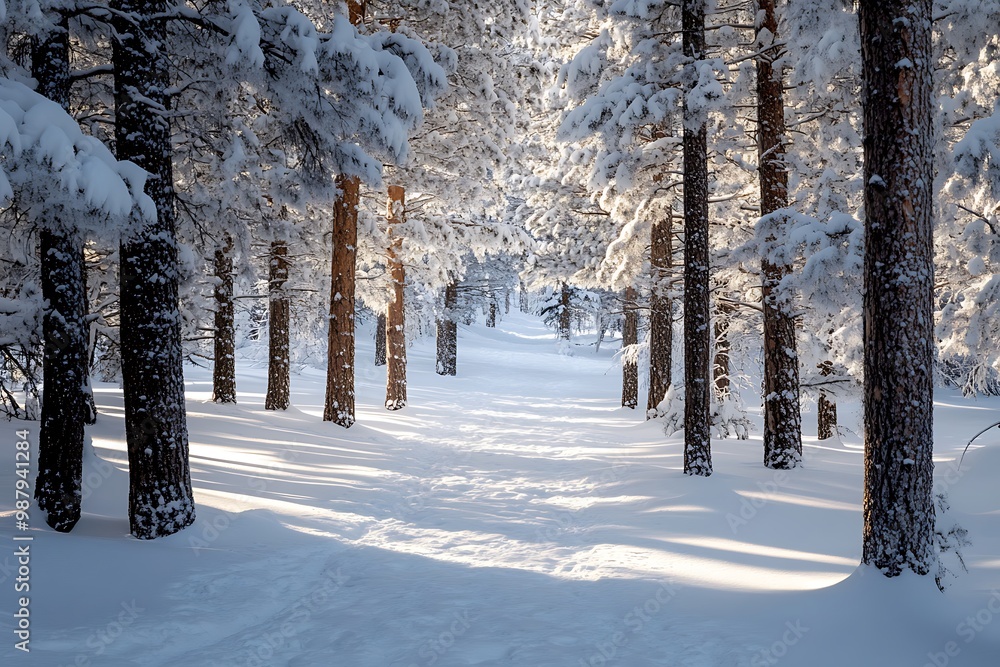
[
  {"left": 385, "top": 185, "right": 407, "bottom": 410},
  {"left": 324, "top": 174, "right": 360, "bottom": 427}
]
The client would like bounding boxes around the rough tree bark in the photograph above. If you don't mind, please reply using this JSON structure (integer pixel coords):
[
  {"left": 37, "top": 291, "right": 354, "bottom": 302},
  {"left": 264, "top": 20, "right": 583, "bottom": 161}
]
[
  {"left": 375, "top": 312, "right": 387, "bottom": 366},
  {"left": 558, "top": 282, "right": 571, "bottom": 341},
  {"left": 324, "top": 174, "right": 360, "bottom": 427},
  {"left": 112, "top": 0, "right": 195, "bottom": 538},
  {"left": 622, "top": 287, "right": 639, "bottom": 409},
  {"left": 647, "top": 214, "right": 673, "bottom": 416},
  {"left": 859, "top": 0, "right": 936, "bottom": 576},
  {"left": 265, "top": 238, "right": 290, "bottom": 410},
  {"left": 436, "top": 281, "right": 458, "bottom": 376},
  {"left": 33, "top": 17, "right": 86, "bottom": 533},
  {"left": 385, "top": 185, "right": 407, "bottom": 410},
  {"left": 713, "top": 299, "right": 732, "bottom": 399},
  {"left": 817, "top": 360, "right": 838, "bottom": 439},
  {"left": 487, "top": 298, "right": 497, "bottom": 328},
  {"left": 682, "top": 0, "right": 712, "bottom": 476},
  {"left": 757, "top": 0, "right": 802, "bottom": 469},
  {"left": 212, "top": 236, "right": 236, "bottom": 404}
]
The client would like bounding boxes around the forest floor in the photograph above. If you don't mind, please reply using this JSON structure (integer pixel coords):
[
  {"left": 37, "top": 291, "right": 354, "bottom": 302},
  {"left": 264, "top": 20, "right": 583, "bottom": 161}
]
[{"left": 2, "top": 311, "right": 1000, "bottom": 666}]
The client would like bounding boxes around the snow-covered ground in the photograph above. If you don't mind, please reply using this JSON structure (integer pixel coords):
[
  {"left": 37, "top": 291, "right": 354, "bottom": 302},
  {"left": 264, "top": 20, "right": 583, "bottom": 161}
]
[{"left": 2, "top": 311, "right": 999, "bottom": 666}]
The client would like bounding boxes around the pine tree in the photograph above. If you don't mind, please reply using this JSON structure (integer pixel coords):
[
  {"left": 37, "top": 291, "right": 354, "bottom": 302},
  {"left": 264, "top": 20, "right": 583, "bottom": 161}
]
[
  {"left": 647, "top": 214, "right": 673, "bottom": 415},
  {"left": 212, "top": 236, "right": 236, "bottom": 404},
  {"left": 324, "top": 174, "right": 360, "bottom": 426},
  {"left": 436, "top": 281, "right": 458, "bottom": 376},
  {"left": 757, "top": 0, "right": 802, "bottom": 469},
  {"left": 385, "top": 185, "right": 407, "bottom": 410},
  {"left": 859, "top": 0, "right": 936, "bottom": 576},
  {"left": 621, "top": 286, "right": 638, "bottom": 409},
  {"left": 112, "top": 0, "right": 195, "bottom": 539},
  {"left": 682, "top": 0, "right": 712, "bottom": 476},
  {"left": 32, "top": 14, "right": 86, "bottom": 533}
]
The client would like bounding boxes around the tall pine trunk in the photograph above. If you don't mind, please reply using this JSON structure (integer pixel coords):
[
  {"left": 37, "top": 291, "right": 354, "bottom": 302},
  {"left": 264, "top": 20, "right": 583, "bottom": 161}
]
[
  {"left": 324, "top": 175, "right": 360, "bottom": 427},
  {"left": 682, "top": 0, "right": 712, "bottom": 476},
  {"left": 713, "top": 299, "right": 732, "bottom": 399},
  {"left": 859, "top": 0, "right": 936, "bottom": 576},
  {"left": 385, "top": 185, "right": 407, "bottom": 410},
  {"left": 436, "top": 281, "right": 458, "bottom": 376},
  {"left": 112, "top": 0, "right": 194, "bottom": 538},
  {"left": 817, "top": 360, "right": 838, "bottom": 439},
  {"left": 647, "top": 214, "right": 673, "bottom": 416},
  {"left": 622, "top": 287, "right": 638, "bottom": 409},
  {"left": 757, "top": 0, "right": 802, "bottom": 468},
  {"left": 265, "top": 239, "right": 290, "bottom": 410},
  {"left": 33, "top": 18, "right": 86, "bottom": 533},
  {"left": 212, "top": 236, "right": 236, "bottom": 403},
  {"left": 558, "top": 282, "right": 571, "bottom": 340},
  {"left": 487, "top": 298, "right": 497, "bottom": 328},
  {"left": 375, "top": 312, "right": 387, "bottom": 366}
]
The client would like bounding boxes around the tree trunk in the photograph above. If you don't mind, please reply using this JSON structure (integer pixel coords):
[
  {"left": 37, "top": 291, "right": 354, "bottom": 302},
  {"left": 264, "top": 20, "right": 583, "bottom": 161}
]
[
  {"left": 817, "top": 360, "right": 838, "bottom": 439},
  {"left": 212, "top": 236, "right": 236, "bottom": 404},
  {"left": 519, "top": 280, "right": 529, "bottom": 313},
  {"left": 558, "top": 282, "right": 571, "bottom": 340},
  {"left": 756, "top": 0, "right": 802, "bottom": 469},
  {"left": 487, "top": 297, "right": 497, "bottom": 328},
  {"left": 622, "top": 287, "right": 638, "bottom": 409},
  {"left": 265, "top": 239, "right": 290, "bottom": 411},
  {"left": 436, "top": 281, "right": 458, "bottom": 376},
  {"left": 713, "top": 299, "right": 732, "bottom": 399},
  {"left": 385, "top": 185, "right": 407, "bottom": 410},
  {"left": 112, "top": 0, "right": 195, "bottom": 538},
  {"left": 682, "top": 0, "right": 712, "bottom": 476},
  {"left": 859, "top": 0, "right": 936, "bottom": 576},
  {"left": 647, "top": 214, "right": 673, "bottom": 416},
  {"left": 33, "top": 19, "right": 86, "bottom": 533},
  {"left": 375, "top": 312, "right": 387, "bottom": 366},
  {"left": 324, "top": 174, "right": 360, "bottom": 427}
]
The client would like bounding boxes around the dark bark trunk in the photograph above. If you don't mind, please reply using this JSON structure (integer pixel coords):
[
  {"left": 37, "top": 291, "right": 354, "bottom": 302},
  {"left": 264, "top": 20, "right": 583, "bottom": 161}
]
[
  {"left": 519, "top": 280, "right": 529, "bottom": 313},
  {"left": 859, "top": 0, "right": 936, "bottom": 576},
  {"left": 713, "top": 300, "right": 732, "bottom": 399},
  {"left": 436, "top": 281, "right": 458, "bottom": 376},
  {"left": 622, "top": 287, "right": 638, "bottom": 409},
  {"left": 33, "top": 19, "right": 86, "bottom": 533},
  {"left": 558, "top": 282, "right": 571, "bottom": 340},
  {"left": 647, "top": 214, "right": 673, "bottom": 416},
  {"left": 487, "top": 297, "right": 497, "bottom": 328},
  {"left": 756, "top": 0, "right": 802, "bottom": 469},
  {"left": 265, "top": 239, "right": 290, "bottom": 411},
  {"left": 112, "top": 0, "right": 194, "bottom": 538},
  {"left": 385, "top": 185, "right": 407, "bottom": 410},
  {"left": 682, "top": 0, "right": 712, "bottom": 476},
  {"left": 212, "top": 236, "right": 236, "bottom": 404},
  {"left": 375, "top": 312, "right": 387, "bottom": 366},
  {"left": 324, "top": 174, "right": 360, "bottom": 427},
  {"left": 817, "top": 361, "right": 838, "bottom": 439}
]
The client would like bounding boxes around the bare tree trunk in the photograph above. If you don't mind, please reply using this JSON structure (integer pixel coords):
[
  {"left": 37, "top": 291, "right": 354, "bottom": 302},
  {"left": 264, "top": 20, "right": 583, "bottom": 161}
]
[
  {"left": 487, "top": 297, "right": 497, "bottom": 328},
  {"left": 385, "top": 185, "right": 407, "bottom": 410},
  {"left": 757, "top": 0, "right": 802, "bottom": 469},
  {"left": 265, "top": 239, "right": 290, "bottom": 411},
  {"left": 558, "top": 282, "right": 571, "bottom": 340},
  {"left": 817, "top": 360, "right": 838, "bottom": 439},
  {"left": 682, "top": 0, "right": 712, "bottom": 476},
  {"left": 436, "top": 281, "right": 458, "bottom": 376},
  {"left": 212, "top": 236, "right": 236, "bottom": 403},
  {"left": 324, "top": 174, "right": 360, "bottom": 427},
  {"left": 713, "top": 299, "right": 732, "bottom": 399},
  {"left": 33, "top": 18, "right": 86, "bottom": 533},
  {"left": 375, "top": 312, "right": 387, "bottom": 366},
  {"left": 647, "top": 214, "right": 673, "bottom": 416},
  {"left": 113, "top": 0, "right": 195, "bottom": 538},
  {"left": 859, "top": 0, "right": 936, "bottom": 576},
  {"left": 622, "top": 287, "right": 638, "bottom": 409}
]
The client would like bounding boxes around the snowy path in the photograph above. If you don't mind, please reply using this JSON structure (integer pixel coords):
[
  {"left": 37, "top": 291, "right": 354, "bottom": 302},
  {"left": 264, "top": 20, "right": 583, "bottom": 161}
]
[{"left": 2, "top": 312, "right": 1000, "bottom": 666}]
